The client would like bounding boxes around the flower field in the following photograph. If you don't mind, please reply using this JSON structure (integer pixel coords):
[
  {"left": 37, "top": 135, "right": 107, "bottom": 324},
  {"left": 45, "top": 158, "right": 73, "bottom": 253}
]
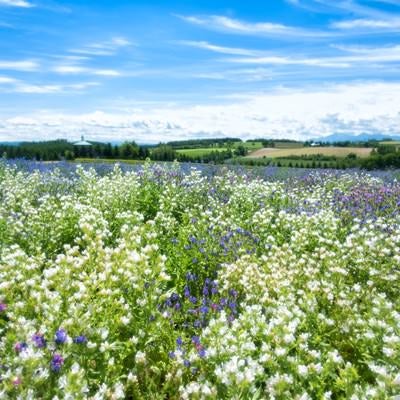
[{"left": 0, "top": 161, "right": 399, "bottom": 399}]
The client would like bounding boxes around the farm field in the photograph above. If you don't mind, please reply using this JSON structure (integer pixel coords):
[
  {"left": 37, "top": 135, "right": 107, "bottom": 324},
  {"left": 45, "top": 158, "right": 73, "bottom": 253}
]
[
  {"left": 0, "top": 161, "right": 400, "bottom": 399},
  {"left": 273, "top": 141, "right": 304, "bottom": 149},
  {"left": 176, "top": 142, "right": 263, "bottom": 158},
  {"left": 176, "top": 147, "right": 228, "bottom": 157},
  {"left": 380, "top": 141, "right": 400, "bottom": 146},
  {"left": 248, "top": 146, "right": 373, "bottom": 158}
]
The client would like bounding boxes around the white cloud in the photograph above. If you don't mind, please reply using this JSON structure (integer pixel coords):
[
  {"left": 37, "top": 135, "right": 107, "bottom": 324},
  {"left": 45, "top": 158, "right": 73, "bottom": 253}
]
[
  {"left": 227, "top": 44, "right": 400, "bottom": 67},
  {"left": 332, "top": 18, "right": 400, "bottom": 30},
  {"left": 53, "top": 65, "right": 121, "bottom": 76},
  {"left": 228, "top": 55, "right": 352, "bottom": 68},
  {"left": 70, "top": 36, "right": 132, "bottom": 56},
  {"left": 176, "top": 14, "right": 332, "bottom": 38},
  {"left": 2, "top": 82, "right": 400, "bottom": 142},
  {"left": 0, "top": 76, "right": 17, "bottom": 84},
  {"left": 177, "top": 40, "right": 263, "bottom": 56},
  {"left": 0, "top": 60, "right": 39, "bottom": 71},
  {"left": 0, "top": 0, "right": 33, "bottom": 7},
  {"left": 0, "top": 77, "right": 99, "bottom": 94}
]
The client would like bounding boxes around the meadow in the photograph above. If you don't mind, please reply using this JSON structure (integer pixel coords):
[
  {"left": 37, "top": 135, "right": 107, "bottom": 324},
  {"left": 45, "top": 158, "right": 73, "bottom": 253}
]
[
  {"left": 176, "top": 142, "right": 263, "bottom": 158},
  {"left": 0, "top": 160, "right": 399, "bottom": 399}
]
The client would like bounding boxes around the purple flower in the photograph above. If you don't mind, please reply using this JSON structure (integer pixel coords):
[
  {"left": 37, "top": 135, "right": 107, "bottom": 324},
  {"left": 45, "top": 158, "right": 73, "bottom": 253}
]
[
  {"left": 185, "top": 272, "right": 197, "bottom": 282},
  {"left": 73, "top": 335, "right": 87, "bottom": 344},
  {"left": 14, "top": 342, "right": 28, "bottom": 353},
  {"left": 184, "top": 285, "right": 190, "bottom": 298},
  {"left": 200, "top": 306, "right": 209, "bottom": 314},
  {"left": 0, "top": 303, "right": 7, "bottom": 312},
  {"left": 51, "top": 354, "right": 64, "bottom": 372},
  {"left": 229, "top": 289, "right": 238, "bottom": 298},
  {"left": 189, "top": 235, "right": 197, "bottom": 244},
  {"left": 189, "top": 296, "right": 197, "bottom": 304},
  {"left": 171, "top": 293, "right": 179, "bottom": 302},
  {"left": 165, "top": 298, "right": 173, "bottom": 307},
  {"left": 198, "top": 348, "right": 206, "bottom": 358},
  {"left": 168, "top": 351, "right": 176, "bottom": 359},
  {"left": 176, "top": 336, "right": 183, "bottom": 347},
  {"left": 12, "top": 377, "right": 22, "bottom": 386},
  {"left": 191, "top": 336, "right": 200, "bottom": 345},
  {"left": 32, "top": 333, "right": 46, "bottom": 348},
  {"left": 54, "top": 329, "right": 67, "bottom": 345},
  {"left": 184, "top": 359, "right": 191, "bottom": 367}
]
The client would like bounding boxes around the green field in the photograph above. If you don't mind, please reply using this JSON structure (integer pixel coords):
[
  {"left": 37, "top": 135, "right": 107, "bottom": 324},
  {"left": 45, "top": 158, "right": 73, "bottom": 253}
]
[
  {"left": 380, "top": 141, "right": 400, "bottom": 145},
  {"left": 176, "top": 141, "right": 263, "bottom": 158},
  {"left": 241, "top": 141, "right": 264, "bottom": 150},
  {"left": 248, "top": 146, "right": 372, "bottom": 159},
  {"left": 176, "top": 148, "right": 228, "bottom": 157},
  {"left": 273, "top": 142, "right": 304, "bottom": 149}
]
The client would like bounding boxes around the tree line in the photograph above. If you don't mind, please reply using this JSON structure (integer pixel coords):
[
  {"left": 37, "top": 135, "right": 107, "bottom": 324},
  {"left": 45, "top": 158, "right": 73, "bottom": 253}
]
[{"left": 0, "top": 140, "right": 151, "bottom": 161}]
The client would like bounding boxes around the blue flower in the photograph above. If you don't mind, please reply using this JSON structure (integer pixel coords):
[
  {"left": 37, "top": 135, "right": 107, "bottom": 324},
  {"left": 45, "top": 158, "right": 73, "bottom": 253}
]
[
  {"left": 191, "top": 336, "right": 200, "bottom": 345},
  {"left": 194, "top": 320, "right": 201, "bottom": 328},
  {"left": 185, "top": 272, "right": 197, "bottom": 281},
  {"left": 51, "top": 354, "right": 64, "bottom": 372},
  {"left": 171, "top": 293, "right": 179, "bottom": 301},
  {"left": 168, "top": 351, "right": 176, "bottom": 359},
  {"left": 55, "top": 329, "right": 67, "bottom": 345},
  {"left": 14, "top": 342, "right": 28, "bottom": 353},
  {"left": 184, "top": 359, "right": 191, "bottom": 367},
  {"left": 200, "top": 306, "right": 209, "bottom": 314},
  {"left": 176, "top": 336, "right": 183, "bottom": 347},
  {"left": 229, "top": 289, "right": 238, "bottom": 297},
  {"left": 73, "top": 335, "right": 87, "bottom": 344},
  {"left": 32, "top": 333, "right": 46, "bottom": 348},
  {"left": 184, "top": 285, "right": 190, "bottom": 297},
  {"left": 198, "top": 348, "right": 206, "bottom": 358}
]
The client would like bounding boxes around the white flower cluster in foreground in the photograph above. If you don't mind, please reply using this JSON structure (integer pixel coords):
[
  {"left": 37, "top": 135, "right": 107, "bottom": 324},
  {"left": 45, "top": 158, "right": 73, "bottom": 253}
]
[{"left": 0, "top": 162, "right": 399, "bottom": 399}]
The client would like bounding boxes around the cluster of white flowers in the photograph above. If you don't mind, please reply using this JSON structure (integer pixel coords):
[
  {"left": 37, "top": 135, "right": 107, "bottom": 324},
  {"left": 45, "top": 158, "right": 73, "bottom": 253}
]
[{"left": 0, "top": 162, "right": 399, "bottom": 398}]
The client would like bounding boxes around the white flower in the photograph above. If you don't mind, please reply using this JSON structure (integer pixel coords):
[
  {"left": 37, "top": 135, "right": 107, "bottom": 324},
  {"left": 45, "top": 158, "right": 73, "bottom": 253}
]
[
  {"left": 298, "top": 365, "right": 308, "bottom": 377},
  {"left": 135, "top": 351, "right": 146, "bottom": 364}
]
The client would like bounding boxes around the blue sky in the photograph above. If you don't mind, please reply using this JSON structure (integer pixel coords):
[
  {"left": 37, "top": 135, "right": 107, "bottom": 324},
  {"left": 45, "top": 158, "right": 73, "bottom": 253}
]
[{"left": 1, "top": 0, "right": 400, "bottom": 142}]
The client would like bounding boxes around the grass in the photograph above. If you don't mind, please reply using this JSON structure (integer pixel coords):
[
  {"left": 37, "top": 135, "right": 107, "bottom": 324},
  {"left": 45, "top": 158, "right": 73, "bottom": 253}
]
[
  {"left": 176, "top": 148, "right": 228, "bottom": 157},
  {"left": 274, "top": 142, "right": 304, "bottom": 149},
  {"left": 248, "top": 146, "right": 373, "bottom": 159},
  {"left": 241, "top": 141, "right": 264, "bottom": 150},
  {"left": 380, "top": 141, "right": 400, "bottom": 145},
  {"left": 176, "top": 142, "right": 263, "bottom": 158}
]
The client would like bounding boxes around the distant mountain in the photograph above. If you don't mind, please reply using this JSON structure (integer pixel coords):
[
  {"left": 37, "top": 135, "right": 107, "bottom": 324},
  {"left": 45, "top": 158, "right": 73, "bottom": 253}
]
[
  {"left": 312, "top": 133, "right": 400, "bottom": 143},
  {"left": 0, "top": 141, "right": 20, "bottom": 146}
]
